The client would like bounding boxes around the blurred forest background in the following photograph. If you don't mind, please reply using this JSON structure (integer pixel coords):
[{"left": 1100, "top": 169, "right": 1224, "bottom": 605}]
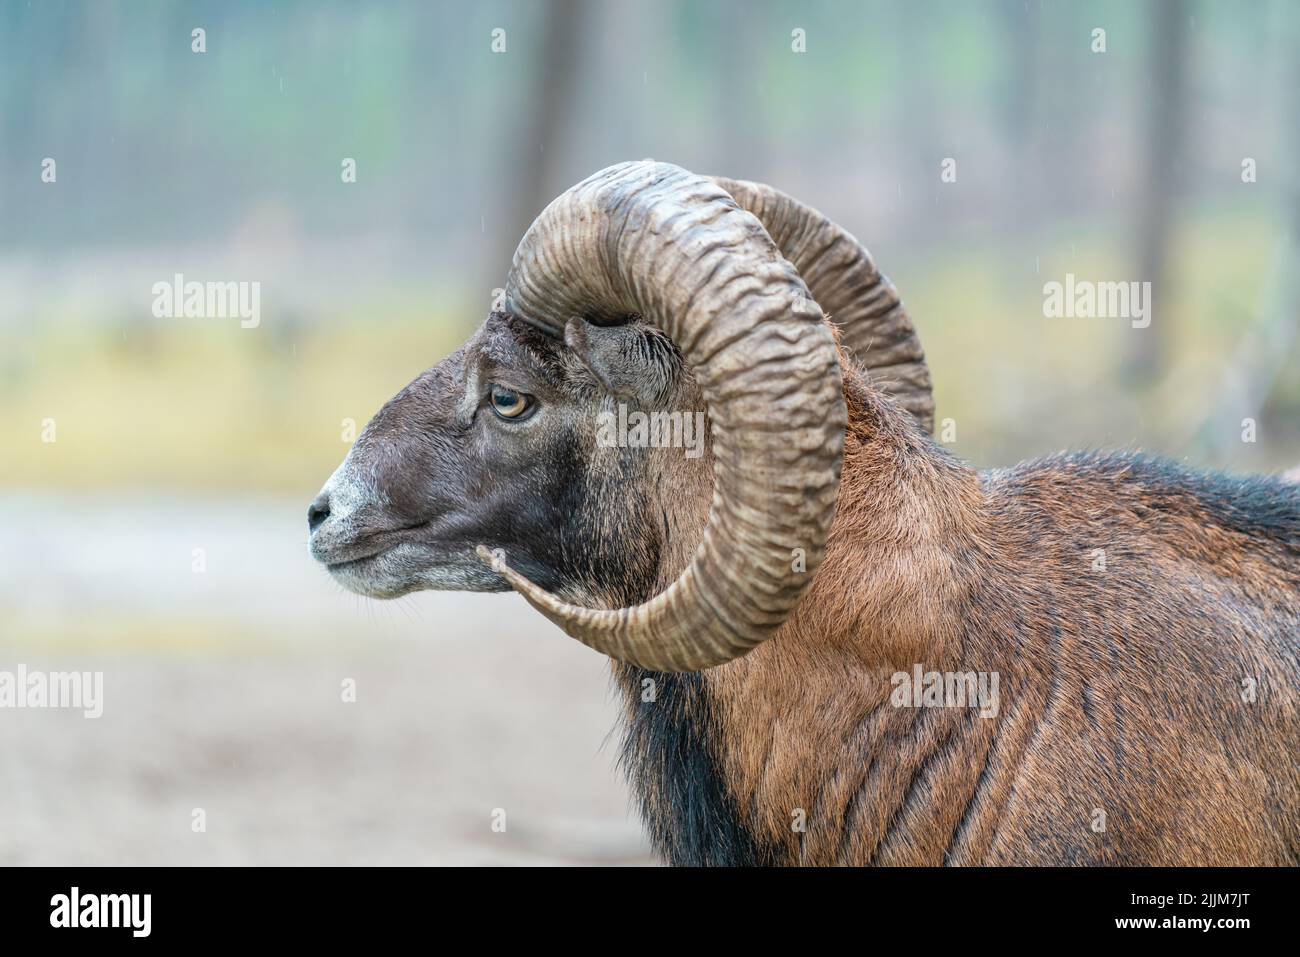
[{"left": 0, "top": 0, "right": 1297, "bottom": 865}]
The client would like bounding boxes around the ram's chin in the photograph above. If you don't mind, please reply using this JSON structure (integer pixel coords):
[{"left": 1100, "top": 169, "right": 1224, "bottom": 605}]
[{"left": 326, "top": 542, "right": 509, "bottom": 598}]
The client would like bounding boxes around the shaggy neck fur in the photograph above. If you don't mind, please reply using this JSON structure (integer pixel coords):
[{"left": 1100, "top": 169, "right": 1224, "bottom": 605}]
[
  {"left": 615, "top": 364, "right": 990, "bottom": 865},
  {"left": 615, "top": 362, "right": 1300, "bottom": 866}
]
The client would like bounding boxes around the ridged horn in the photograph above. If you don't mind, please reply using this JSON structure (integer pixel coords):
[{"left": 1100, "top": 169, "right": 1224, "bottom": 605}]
[
  {"left": 709, "top": 176, "right": 934, "bottom": 433},
  {"left": 474, "top": 161, "right": 846, "bottom": 672}
]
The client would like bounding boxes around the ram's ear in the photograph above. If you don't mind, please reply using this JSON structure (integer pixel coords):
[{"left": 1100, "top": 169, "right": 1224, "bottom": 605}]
[{"left": 564, "top": 317, "right": 677, "bottom": 405}]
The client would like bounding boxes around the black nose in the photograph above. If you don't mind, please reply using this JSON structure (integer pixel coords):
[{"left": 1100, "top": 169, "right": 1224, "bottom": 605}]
[{"left": 307, "top": 494, "right": 331, "bottom": 533}]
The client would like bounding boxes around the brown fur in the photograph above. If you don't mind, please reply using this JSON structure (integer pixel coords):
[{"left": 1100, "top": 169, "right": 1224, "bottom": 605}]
[{"left": 623, "top": 357, "right": 1300, "bottom": 865}]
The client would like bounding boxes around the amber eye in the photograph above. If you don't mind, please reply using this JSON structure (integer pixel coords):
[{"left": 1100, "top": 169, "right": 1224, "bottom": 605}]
[{"left": 488, "top": 384, "right": 535, "bottom": 421}]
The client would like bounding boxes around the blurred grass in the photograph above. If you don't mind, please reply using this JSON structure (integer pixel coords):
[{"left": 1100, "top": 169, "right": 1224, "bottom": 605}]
[
  {"left": 3, "top": 612, "right": 306, "bottom": 656},
  {"left": 0, "top": 295, "right": 474, "bottom": 493},
  {"left": 2, "top": 208, "right": 1297, "bottom": 493}
]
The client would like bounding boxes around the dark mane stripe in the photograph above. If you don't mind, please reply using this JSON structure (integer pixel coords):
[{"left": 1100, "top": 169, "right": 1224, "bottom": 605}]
[
  {"left": 614, "top": 666, "right": 778, "bottom": 867},
  {"left": 1003, "top": 450, "right": 1300, "bottom": 548}
]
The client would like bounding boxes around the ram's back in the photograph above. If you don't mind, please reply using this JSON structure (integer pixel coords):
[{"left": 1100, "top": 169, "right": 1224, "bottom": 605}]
[
  {"left": 968, "top": 452, "right": 1299, "bottom": 864},
  {"left": 982, "top": 450, "right": 1300, "bottom": 644}
]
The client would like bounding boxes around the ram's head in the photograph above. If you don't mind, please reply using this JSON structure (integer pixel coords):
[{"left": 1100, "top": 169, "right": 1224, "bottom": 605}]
[{"left": 308, "top": 161, "right": 932, "bottom": 671}]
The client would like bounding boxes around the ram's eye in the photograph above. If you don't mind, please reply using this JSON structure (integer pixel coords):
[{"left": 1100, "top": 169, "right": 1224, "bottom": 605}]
[{"left": 488, "top": 384, "right": 535, "bottom": 421}]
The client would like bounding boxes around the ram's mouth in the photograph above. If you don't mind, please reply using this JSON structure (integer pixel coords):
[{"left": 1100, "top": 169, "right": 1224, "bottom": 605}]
[
  {"left": 325, "top": 547, "right": 391, "bottom": 572},
  {"left": 311, "top": 516, "right": 432, "bottom": 567},
  {"left": 317, "top": 533, "right": 509, "bottom": 599},
  {"left": 312, "top": 536, "right": 390, "bottom": 569},
  {"left": 323, "top": 543, "right": 413, "bottom": 598}
]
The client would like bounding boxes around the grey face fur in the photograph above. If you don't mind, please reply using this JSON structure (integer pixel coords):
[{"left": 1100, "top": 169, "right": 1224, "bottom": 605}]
[{"left": 309, "top": 312, "right": 710, "bottom": 607}]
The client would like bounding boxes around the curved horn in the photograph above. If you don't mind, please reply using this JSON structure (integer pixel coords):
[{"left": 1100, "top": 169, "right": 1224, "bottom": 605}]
[
  {"left": 709, "top": 176, "right": 934, "bottom": 433},
  {"left": 475, "top": 161, "right": 846, "bottom": 672}
]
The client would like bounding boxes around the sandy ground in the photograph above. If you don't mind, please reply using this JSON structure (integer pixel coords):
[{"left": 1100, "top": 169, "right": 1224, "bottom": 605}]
[{"left": 0, "top": 493, "right": 654, "bottom": 866}]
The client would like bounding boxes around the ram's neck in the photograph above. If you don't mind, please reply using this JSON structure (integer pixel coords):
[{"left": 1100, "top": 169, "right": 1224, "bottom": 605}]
[
  {"left": 780, "top": 369, "right": 986, "bottom": 665},
  {"left": 616, "top": 371, "right": 993, "bottom": 865}
]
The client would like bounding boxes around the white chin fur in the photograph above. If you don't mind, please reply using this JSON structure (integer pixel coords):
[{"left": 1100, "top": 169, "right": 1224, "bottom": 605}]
[{"left": 328, "top": 543, "right": 505, "bottom": 598}]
